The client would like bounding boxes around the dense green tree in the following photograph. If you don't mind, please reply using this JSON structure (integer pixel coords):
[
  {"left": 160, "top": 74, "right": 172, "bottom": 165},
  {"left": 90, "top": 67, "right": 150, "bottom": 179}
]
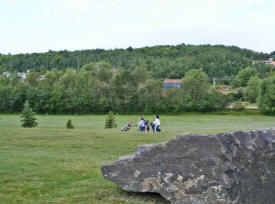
[
  {"left": 0, "top": 85, "right": 14, "bottom": 112},
  {"left": 11, "top": 83, "right": 30, "bottom": 112},
  {"left": 245, "top": 76, "right": 260, "bottom": 103},
  {"left": 181, "top": 69, "right": 210, "bottom": 102},
  {"left": 159, "top": 88, "right": 187, "bottom": 113},
  {"left": 0, "top": 65, "right": 4, "bottom": 74},
  {"left": 234, "top": 67, "right": 258, "bottom": 87},
  {"left": 43, "top": 69, "right": 63, "bottom": 84},
  {"left": 25, "top": 71, "right": 42, "bottom": 86},
  {"left": 198, "top": 89, "right": 228, "bottom": 112},
  {"left": 20, "top": 101, "right": 38, "bottom": 128},
  {"left": 258, "top": 75, "right": 275, "bottom": 114},
  {"left": 253, "top": 62, "right": 272, "bottom": 78}
]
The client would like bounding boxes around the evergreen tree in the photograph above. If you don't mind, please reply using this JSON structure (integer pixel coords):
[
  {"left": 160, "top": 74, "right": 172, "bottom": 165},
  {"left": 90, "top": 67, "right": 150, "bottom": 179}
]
[
  {"left": 66, "top": 119, "right": 74, "bottom": 129},
  {"left": 105, "top": 111, "right": 117, "bottom": 128},
  {"left": 20, "top": 101, "right": 38, "bottom": 128}
]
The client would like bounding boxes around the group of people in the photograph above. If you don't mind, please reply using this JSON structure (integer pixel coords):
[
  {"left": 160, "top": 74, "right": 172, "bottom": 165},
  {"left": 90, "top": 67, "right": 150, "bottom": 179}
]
[
  {"left": 120, "top": 115, "right": 161, "bottom": 132},
  {"left": 137, "top": 115, "right": 161, "bottom": 132}
]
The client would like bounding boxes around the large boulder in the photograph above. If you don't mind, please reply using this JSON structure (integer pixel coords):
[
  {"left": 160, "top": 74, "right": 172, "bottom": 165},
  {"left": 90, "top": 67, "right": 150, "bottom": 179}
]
[{"left": 101, "top": 128, "right": 275, "bottom": 204}]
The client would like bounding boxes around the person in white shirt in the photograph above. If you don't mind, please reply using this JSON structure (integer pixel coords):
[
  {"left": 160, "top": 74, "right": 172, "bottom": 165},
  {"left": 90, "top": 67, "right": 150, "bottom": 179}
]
[{"left": 153, "top": 115, "right": 160, "bottom": 132}]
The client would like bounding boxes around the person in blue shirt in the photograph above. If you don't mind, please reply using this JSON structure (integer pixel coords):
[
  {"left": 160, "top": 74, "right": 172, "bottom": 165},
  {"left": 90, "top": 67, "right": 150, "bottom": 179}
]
[{"left": 137, "top": 117, "right": 146, "bottom": 131}]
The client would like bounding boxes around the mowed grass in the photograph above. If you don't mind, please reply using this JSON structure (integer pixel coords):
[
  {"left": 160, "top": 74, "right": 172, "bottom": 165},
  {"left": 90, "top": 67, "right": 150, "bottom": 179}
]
[{"left": 1, "top": 114, "right": 275, "bottom": 203}]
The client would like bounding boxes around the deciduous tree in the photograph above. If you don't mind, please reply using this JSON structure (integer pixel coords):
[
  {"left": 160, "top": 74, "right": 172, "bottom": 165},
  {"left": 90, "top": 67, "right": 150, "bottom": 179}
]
[
  {"left": 258, "top": 75, "right": 275, "bottom": 114},
  {"left": 182, "top": 69, "right": 210, "bottom": 102}
]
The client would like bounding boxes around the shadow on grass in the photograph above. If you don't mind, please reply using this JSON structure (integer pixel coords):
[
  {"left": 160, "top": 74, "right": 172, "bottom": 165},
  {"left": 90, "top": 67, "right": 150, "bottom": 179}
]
[{"left": 118, "top": 188, "right": 169, "bottom": 203}]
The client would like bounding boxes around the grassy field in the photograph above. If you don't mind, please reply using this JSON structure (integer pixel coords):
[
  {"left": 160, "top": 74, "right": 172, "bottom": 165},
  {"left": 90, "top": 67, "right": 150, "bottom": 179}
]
[{"left": 1, "top": 114, "right": 275, "bottom": 204}]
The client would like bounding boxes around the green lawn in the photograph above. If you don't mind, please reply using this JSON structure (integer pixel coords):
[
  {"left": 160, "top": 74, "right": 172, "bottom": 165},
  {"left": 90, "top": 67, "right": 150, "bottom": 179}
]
[{"left": 1, "top": 114, "right": 275, "bottom": 203}]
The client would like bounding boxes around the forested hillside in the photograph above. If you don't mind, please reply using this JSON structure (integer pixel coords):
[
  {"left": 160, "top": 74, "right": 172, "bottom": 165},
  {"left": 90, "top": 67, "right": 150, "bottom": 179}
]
[
  {"left": 1, "top": 44, "right": 274, "bottom": 114},
  {"left": 0, "top": 44, "right": 270, "bottom": 79}
]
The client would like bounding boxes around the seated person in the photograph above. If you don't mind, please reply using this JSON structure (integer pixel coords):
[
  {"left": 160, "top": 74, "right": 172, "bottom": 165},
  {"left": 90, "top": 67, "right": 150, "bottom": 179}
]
[
  {"left": 145, "top": 120, "right": 150, "bottom": 132},
  {"left": 121, "top": 122, "right": 132, "bottom": 131},
  {"left": 151, "top": 115, "right": 161, "bottom": 132}
]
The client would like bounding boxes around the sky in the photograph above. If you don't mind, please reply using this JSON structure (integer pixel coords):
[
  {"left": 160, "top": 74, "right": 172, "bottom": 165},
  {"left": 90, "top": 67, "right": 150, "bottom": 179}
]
[{"left": 0, "top": 0, "right": 274, "bottom": 54}]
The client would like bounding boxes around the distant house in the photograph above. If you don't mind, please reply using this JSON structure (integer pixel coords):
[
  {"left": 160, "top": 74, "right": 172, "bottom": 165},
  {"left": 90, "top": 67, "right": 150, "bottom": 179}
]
[
  {"left": 216, "top": 86, "right": 230, "bottom": 94},
  {"left": 17, "top": 72, "right": 27, "bottom": 80},
  {"left": 252, "top": 58, "right": 275, "bottom": 67},
  {"left": 1, "top": 72, "right": 10, "bottom": 77},
  {"left": 163, "top": 79, "right": 182, "bottom": 88},
  {"left": 266, "top": 58, "right": 275, "bottom": 66},
  {"left": 38, "top": 75, "right": 45, "bottom": 81}
]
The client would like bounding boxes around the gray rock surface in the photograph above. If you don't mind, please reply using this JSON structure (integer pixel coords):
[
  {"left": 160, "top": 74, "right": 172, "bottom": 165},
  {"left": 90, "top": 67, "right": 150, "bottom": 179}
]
[{"left": 101, "top": 128, "right": 275, "bottom": 204}]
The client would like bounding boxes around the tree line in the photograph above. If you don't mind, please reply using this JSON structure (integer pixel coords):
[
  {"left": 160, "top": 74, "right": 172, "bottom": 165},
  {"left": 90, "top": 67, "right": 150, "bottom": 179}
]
[
  {"left": 0, "top": 44, "right": 272, "bottom": 79},
  {"left": 0, "top": 44, "right": 274, "bottom": 114},
  {"left": 0, "top": 62, "right": 230, "bottom": 114}
]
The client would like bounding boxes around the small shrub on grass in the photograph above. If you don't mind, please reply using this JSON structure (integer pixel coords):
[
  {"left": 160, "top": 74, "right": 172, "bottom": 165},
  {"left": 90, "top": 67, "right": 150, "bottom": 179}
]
[
  {"left": 105, "top": 111, "right": 117, "bottom": 128},
  {"left": 66, "top": 119, "right": 74, "bottom": 129},
  {"left": 20, "top": 101, "right": 38, "bottom": 128}
]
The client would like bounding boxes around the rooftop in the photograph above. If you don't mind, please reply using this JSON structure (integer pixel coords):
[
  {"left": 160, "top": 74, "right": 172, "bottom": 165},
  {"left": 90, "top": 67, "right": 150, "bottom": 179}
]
[{"left": 163, "top": 79, "right": 182, "bottom": 83}]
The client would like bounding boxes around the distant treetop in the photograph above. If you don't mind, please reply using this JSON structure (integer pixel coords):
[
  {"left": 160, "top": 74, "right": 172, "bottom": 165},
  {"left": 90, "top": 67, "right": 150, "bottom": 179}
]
[{"left": 0, "top": 44, "right": 270, "bottom": 79}]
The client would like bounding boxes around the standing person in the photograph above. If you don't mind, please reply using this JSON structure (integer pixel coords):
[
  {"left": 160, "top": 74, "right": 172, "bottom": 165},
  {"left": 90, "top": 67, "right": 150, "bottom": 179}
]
[
  {"left": 152, "top": 115, "right": 160, "bottom": 132},
  {"left": 138, "top": 117, "right": 145, "bottom": 132}
]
